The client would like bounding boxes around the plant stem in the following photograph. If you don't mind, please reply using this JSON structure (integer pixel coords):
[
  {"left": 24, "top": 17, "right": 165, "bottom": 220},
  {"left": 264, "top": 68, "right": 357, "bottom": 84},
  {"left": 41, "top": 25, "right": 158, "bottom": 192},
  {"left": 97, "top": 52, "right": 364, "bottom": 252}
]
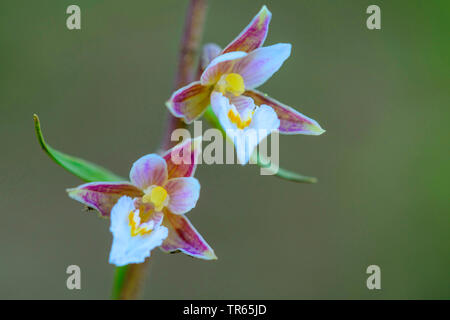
[
  {"left": 161, "top": 0, "right": 208, "bottom": 150},
  {"left": 112, "top": 0, "right": 208, "bottom": 300},
  {"left": 112, "top": 262, "right": 151, "bottom": 300}
]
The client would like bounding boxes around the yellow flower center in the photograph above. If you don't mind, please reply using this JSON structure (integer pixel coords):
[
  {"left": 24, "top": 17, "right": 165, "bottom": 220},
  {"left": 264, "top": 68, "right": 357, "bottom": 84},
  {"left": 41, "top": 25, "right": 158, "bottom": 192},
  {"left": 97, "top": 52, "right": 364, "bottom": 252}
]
[
  {"left": 216, "top": 73, "right": 245, "bottom": 96},
  {"left": 228, "top": 108, "right": 253, "bottom": 130},
  {"left": 128, "top": 211, "right": 153, "bottom": 237},
  {"left": 142, "top": 186, "right": 168, "bottom": 211}
]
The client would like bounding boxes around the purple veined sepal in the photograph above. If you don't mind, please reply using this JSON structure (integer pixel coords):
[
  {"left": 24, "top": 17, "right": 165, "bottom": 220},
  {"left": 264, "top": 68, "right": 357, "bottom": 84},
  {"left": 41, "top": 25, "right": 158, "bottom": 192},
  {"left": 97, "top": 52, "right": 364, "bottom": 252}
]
[
  {"left": 222, "top": 5, "right": 272, "bottom": 54},
  {"left": 244, "top": 90, "right": 325, "bottom": 135},
  {"left": 162, "top": 135, "right": 203, "bottom": 179},
  {"left": 160, "top": 209, "right": 217, "bottom": 260},
  {"left": 67, "top": 182, "right": 143, "bottom": 217},
  {"left": 166, "top": 81, "right": 213, "bottom": 123}
]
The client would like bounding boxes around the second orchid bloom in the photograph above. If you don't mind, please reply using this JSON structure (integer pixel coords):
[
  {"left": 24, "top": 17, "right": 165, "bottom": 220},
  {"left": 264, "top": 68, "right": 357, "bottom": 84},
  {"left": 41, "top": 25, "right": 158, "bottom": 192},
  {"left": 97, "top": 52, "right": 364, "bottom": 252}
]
[
  {"left": 167, "top": 5, "right": 325, "bottom": 165},
  {"left": 67, "top": 138, "right": 216, "bottom": 266}
]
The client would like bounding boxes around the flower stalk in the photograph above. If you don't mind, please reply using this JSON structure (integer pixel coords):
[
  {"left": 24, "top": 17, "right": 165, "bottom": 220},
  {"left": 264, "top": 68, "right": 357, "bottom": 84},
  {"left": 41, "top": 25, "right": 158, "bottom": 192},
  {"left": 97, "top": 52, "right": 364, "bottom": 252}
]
[
  {"left": 112, "top": 0, "right": 209, "bottom": 300},
  {"left": 161, "top": 0, "right": 208, "bottom": 150}
]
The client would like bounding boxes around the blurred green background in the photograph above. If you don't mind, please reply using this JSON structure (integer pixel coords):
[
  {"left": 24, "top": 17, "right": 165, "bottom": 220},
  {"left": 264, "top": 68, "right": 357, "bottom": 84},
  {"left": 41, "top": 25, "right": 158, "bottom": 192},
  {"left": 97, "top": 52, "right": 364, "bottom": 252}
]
[{"left": 0, "top": 0, "right": 449, "bottom": 299}]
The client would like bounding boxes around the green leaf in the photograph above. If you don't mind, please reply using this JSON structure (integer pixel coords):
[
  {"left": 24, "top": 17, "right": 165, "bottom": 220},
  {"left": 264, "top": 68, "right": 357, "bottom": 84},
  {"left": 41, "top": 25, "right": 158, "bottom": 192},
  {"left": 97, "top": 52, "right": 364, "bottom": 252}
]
[
  {"left": 33, "top": 114, "right": 125, "bottom": 182},
  {"left": 203, "top": 106, "right": 318, "bottom": 184}
]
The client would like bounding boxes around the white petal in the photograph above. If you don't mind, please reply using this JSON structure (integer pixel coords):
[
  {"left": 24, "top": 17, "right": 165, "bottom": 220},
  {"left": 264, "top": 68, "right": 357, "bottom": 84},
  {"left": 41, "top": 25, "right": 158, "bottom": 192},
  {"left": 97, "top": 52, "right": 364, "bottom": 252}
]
[
  {"left": 228, "top": 95, "right": 255, "bottom": 115},
  {"left": 210, "top": 91, "right": 238, "bottom": 132},
  {"left": 108, "top": 196, "right": 168, "bottom": 266},
  {"left": 210, "top": 92, "right": 280, "bottom": 165},
  {"left": 249, "top": 104, "right": 280, "bottom": 132},
  {"left": 233, "top": 105, "right": 280, "bottom": 164}
]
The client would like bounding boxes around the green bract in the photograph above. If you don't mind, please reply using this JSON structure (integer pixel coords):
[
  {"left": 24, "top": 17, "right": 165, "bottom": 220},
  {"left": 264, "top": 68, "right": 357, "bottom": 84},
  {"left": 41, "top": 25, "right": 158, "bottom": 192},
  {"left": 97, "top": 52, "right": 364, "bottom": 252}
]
[{"left": 34, "top": 114, "right": 124, "bottom": 183}]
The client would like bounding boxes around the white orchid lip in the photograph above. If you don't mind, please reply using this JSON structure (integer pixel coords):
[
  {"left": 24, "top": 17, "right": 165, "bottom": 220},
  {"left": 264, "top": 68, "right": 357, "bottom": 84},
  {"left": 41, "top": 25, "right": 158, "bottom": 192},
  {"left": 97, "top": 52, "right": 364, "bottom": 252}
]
[
  {"left": 128, "top": 209, "right": 155, "bottom": 237},
  {"left": 109, "top": 196, "right": 168, "bottom": 267},
  {"left": 227, "top": 106, "right": 254, "bottom": 130},
  {"left": 211, "top": 91, "right": 280, "bottom": 165}
]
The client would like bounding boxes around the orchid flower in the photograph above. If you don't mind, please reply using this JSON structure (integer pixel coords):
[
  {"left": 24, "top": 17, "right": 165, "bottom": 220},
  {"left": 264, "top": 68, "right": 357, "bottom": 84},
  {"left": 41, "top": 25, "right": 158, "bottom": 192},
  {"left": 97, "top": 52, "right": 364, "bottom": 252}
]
[
  {"left": 67, "top": 137, "right": 216, "bottom": 266},
  {"left": 167, "top": 5, "right": 325, "bottom": 164}
]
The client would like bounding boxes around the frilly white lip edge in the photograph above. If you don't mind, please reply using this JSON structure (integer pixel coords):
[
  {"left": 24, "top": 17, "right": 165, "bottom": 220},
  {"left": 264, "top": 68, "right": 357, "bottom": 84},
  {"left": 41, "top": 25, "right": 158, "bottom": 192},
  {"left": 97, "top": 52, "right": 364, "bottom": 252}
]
[
  {"left": 108, "top": 196, "right": 168, "bottom": 266},
  {"left": 210, "top": 91, "right": 280, "bottom": 165}
]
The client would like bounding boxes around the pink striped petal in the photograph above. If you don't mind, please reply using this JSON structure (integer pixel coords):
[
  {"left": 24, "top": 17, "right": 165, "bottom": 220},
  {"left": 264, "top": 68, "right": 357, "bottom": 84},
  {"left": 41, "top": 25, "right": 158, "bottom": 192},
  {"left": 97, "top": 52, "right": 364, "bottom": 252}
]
[
  {"left": 163, "top": 136, "right": 202, "bottom": 179},
  {"left": 67, "top": 182, "right": 143, "bottom": 217},
  {"left": 165, "top": 177, "right": 200, "bottom": 215},
  {"left": 245, "top": 90, "right": 325, "bottom": 135},
  {"left": 222, "top": 5, "right": 272, "bottom": 54},
  {"left": 232, "top": 43, "right": 291, "bottom": 89},
  {"left": 200, "top": 51, "right": 247, "bottom": 86},
  {"left": 161, "top": 210, "right": 217, "bottom": 260},
  {"left": 167, "top": 81, "right": 212, "bottom": 123},
  {"left": 129, "top": 154, "right": 168, "bottom": 190}
]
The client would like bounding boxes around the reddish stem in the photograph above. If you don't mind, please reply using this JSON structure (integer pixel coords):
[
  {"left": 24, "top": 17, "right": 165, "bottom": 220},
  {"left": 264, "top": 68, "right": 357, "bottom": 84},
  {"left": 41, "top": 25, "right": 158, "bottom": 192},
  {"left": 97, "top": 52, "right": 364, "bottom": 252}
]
[{"left": 161, "top": 0, "right": 208, "bottom": 150}]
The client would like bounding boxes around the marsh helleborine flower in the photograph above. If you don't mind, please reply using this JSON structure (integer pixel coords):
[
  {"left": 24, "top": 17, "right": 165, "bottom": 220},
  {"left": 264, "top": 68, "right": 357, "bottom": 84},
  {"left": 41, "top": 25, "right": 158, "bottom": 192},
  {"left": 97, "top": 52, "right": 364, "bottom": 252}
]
[
  {"left": 67, "top": 138, "right": 216, "bottom": 266},
  {"left": 167, "top": 5, "right": 325, "bottom": 164}
]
